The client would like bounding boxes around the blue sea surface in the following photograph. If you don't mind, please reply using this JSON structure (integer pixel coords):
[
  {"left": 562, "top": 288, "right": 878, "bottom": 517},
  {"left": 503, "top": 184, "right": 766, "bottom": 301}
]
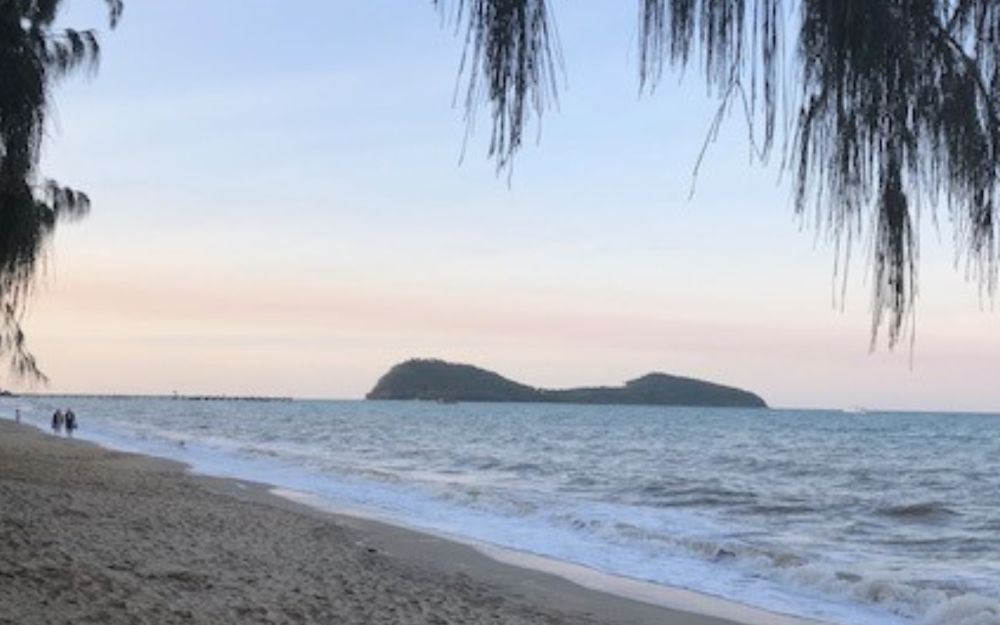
[{"left": 4, "top": 397, "right": 998, "bottom": 625}]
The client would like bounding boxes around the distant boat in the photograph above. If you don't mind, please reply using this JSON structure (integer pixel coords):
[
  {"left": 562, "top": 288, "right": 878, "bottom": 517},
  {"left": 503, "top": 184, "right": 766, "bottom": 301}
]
[{"left": 843, "top": 405, "right": 868, "bottom": 414}]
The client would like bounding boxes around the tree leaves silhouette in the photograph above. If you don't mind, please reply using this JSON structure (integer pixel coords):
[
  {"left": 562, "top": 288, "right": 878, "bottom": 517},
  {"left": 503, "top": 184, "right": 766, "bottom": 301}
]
[
  {"left": 3, "top": 2, "right": 998, "bottom": 381},
  {"left": 440, "top": 1, "right": 1000, "bottom": 347},
  {"left": 0, "top": 0, "right": 121, "bottom": 381}
]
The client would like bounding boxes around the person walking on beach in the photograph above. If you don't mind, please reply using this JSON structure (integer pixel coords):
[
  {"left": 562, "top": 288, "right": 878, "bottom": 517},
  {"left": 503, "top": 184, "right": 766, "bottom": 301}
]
[
  {"left": 51, "top": 409, "right": 64, "bottom": 434},
  {"left": 65, "top": 411, "right": 74, "bottom": 437},
  {"left": 65, "top": 409, "right": 77, "bottom": 438},
  {"left": 14, "top": 408, "right": 20, "bottom": 423}
]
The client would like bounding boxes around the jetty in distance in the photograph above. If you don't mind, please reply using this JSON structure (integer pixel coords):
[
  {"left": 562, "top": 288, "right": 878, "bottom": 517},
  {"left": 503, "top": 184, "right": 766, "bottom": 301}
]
[
  {"left": 170, "top": 394, "right": 294, "bottom": 403},
  {"left": 23, "top": 392, "right": 294, "bottom": 403}
]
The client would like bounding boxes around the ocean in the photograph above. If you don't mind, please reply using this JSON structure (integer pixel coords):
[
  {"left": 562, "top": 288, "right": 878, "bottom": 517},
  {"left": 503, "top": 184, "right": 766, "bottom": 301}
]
[{"left": 4, "top": 396, "right": 998, "bottom": 625}]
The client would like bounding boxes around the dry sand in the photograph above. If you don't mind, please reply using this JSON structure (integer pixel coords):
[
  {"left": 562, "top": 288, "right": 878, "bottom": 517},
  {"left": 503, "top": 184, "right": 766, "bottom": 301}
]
[{"left": 1, "top": 419, "right": 756, "bottom": 625}]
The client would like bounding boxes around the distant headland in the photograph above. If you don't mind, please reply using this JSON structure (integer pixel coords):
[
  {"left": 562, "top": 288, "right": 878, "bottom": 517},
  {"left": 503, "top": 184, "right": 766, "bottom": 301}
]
[{"left": 366, "top": 359, "right": 767, "bottom": 408}]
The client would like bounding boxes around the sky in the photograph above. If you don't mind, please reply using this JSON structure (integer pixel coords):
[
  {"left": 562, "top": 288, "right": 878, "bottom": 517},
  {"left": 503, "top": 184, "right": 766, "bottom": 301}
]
[{"left": 13, "top": 1, "right": 1000, "bottom": 411}]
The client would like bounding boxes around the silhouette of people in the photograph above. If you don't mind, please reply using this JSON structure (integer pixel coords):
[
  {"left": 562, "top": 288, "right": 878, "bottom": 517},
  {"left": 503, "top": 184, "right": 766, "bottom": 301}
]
[
  {"left": 51, "top": 409, "right": 64, "bottom": 434},
  {"left": 14, "top": 408, "right": 20, "bottom": 423},
  {"left": 65, "top": 409, "right": 77, "bottom": 438}
]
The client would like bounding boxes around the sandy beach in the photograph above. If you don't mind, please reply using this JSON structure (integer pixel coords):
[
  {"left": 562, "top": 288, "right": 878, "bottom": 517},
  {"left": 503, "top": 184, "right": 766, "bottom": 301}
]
[{"left": 0, "top": 419, "right": 757, "bottom": 625}]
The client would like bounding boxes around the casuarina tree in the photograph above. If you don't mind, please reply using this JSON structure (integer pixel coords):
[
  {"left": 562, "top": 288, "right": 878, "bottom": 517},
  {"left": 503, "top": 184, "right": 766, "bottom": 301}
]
[
  {"left": 438, "top": 0, "right": 1000, "bottom": 347},
  {"left": 2, "top": 1, "right": 999, "bottom": 380},
  {"left": 0, "top": 0, "right": 121, "bottom": 380}
]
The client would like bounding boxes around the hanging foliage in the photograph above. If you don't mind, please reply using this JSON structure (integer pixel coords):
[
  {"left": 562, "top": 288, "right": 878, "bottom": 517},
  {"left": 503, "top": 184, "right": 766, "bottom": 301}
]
[
  {"left": 443, "top": 0, "right": 1000, "bottom": 347},
  {"left": 0, "top": 0, "right": 121, "bottom": 380}
]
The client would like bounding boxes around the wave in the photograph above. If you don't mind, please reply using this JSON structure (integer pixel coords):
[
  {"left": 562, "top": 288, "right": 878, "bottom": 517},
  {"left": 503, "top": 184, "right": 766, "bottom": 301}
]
[
  {"left": 713, "top": 544, "right": 999, "bottom": 625},
  {"left": 744, "top": 503, "right": 819, "bottom": 515},
  {"left": 923, "top": 595, "right": 1000, "bottom": 625},
  {"left": 876, "top": 502, "right": 959, "bottom": 522},
  {"left": 588, "top": 516, "right": 996, "bottom": 625},
  {"left": 501, "top": 462, "right": 549, "bottom": 475},
  {"left": 632, "top": 483, "right": 758, "bottom": 508}
]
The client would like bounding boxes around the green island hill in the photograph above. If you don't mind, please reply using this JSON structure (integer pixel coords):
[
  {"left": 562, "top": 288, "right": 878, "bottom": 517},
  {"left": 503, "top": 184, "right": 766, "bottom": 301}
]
[{"left": 366, "top": 359, "right": 767, "bottom": 408}]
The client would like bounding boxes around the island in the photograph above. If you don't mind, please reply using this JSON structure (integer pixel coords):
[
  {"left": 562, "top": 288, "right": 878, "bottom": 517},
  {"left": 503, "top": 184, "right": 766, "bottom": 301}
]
[{"left": 366, "top": 359, "right": 767, "bottom": 408}]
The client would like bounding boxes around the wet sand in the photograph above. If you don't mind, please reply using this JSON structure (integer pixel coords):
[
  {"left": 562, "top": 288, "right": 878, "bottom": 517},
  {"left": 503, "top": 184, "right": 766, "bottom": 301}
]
[{"left": 1, "top": 419, "right": 778, "bottom": 625}]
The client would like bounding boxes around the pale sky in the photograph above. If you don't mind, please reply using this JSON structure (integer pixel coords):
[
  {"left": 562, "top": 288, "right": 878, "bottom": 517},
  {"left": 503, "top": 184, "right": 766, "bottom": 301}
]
[{"left": 14, "top": 1, "right": 1000, "bottom": 411}]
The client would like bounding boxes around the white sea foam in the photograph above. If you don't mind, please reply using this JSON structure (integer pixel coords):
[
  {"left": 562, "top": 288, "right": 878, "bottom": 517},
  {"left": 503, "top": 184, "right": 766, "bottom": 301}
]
[{"left": 922, "top": 596, "right": 1000, "bottom": 625}]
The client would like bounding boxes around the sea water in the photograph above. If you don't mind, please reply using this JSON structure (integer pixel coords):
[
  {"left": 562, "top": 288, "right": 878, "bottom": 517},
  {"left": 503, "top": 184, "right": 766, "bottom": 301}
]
[{"left": 4, "top": 396, "right": 998, "bottom": 625}]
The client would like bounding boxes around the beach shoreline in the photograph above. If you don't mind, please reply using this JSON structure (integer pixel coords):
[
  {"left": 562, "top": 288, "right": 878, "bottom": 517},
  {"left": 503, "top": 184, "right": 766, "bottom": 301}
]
[{"left": 1, "top": 418, "right": 818, "bottom": 625}]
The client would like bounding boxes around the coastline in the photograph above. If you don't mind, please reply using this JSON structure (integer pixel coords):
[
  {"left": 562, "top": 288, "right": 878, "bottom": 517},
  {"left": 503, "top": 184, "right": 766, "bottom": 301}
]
[{"left": 1, "top": 418, "right": 816, "bottom": 625}]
